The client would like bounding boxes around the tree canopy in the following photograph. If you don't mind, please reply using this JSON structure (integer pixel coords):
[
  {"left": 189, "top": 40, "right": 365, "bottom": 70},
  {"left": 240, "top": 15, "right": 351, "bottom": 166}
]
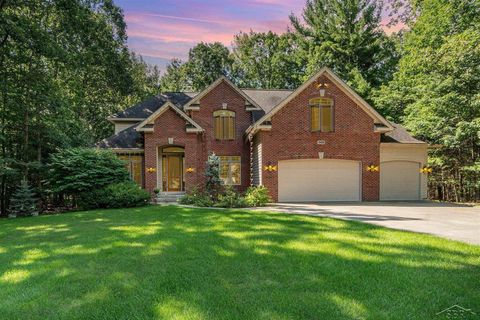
[
  {"left": 374, "top": 0, "right": 480, "bottom": 201},
  {"left": 289, "top": 0, "right": 399, "bottom": 98},
  {"left": 0, "top": 0, "right": 160, "bottom": 215}
]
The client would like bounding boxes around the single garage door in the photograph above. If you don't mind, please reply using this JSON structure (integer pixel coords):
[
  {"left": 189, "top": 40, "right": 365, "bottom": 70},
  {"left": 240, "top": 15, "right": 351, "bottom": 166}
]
[
  {"left": 278, "top": 159, "right": 361, "bottom": 202},
  {"left": 380, "top": 161, "right": 420, "bottom": 200}
]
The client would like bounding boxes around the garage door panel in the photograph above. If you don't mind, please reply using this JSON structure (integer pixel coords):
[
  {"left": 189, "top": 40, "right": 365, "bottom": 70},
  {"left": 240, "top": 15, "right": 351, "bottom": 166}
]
[
  {"left": 278, "top": 159, "right": 361, "bottom": 202},
  {"left": 380, "top": 161, "right": 420, "bottom": 200}
]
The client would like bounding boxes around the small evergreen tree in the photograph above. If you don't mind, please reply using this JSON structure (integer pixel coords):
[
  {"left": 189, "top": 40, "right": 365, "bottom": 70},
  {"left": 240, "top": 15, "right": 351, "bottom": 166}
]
[
  {"left": 205, "top": 153, "right": 223, "bottom": 199},
  {"left": 9, "top": 180, "right": 38, "bottom": 217}
]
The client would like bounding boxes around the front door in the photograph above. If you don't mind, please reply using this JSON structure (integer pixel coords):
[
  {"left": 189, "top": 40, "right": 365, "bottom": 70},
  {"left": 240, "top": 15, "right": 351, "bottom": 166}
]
[{"left": 162, "top": 155, "right": 183, "bottom": 191}]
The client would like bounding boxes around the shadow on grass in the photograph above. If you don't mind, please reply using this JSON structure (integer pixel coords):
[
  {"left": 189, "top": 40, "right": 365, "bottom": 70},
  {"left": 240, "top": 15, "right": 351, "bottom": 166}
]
[{"left": 0, "top": 205, "right": 479, "bottom": 320}]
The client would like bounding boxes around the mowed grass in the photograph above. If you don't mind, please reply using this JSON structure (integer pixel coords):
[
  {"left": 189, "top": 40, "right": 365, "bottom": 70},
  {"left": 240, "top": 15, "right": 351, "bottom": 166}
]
[{"left": 0, "top": 206, "right": 479, "bottom": 320}]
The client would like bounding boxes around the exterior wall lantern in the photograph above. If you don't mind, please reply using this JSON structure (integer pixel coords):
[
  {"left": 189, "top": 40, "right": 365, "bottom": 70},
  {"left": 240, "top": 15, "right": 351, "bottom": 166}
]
[
  {"left": 316, "top": 82, "right": 329, "bottom": 97},
  {"left": 264, "top": 165, "right": 277, "bottom": 172},
  {"left": 147, "top": 167, "right": 156, "bottom": 173},
  {"left": 366, "top": 164, "right": 379, "bottom": 172},
  {"left": 186, "top": 167, "right": 195, "bottom": 173},
  {"left": 420, "top": 166, "right": 432, "bottom": 173}
]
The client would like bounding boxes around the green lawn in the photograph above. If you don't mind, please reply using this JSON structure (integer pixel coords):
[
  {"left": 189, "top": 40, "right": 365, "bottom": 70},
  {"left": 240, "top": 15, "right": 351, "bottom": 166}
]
[{"left": 0, "top": 206, "right": 478, "bottom": 320}]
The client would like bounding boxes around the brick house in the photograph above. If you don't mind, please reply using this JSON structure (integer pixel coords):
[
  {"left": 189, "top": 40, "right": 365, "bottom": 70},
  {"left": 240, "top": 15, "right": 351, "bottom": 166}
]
[{"left": 98, "top": 67, "right": 428, "bottom": 202}]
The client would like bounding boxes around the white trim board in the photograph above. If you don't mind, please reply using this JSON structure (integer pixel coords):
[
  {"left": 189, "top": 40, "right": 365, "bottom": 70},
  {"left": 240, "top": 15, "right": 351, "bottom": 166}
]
[
  {"left": 183, "top": 76, "right": 262, "bottom": 111},
  {"left": 135, "top": 101, "right": 204, "bottom": 133}
]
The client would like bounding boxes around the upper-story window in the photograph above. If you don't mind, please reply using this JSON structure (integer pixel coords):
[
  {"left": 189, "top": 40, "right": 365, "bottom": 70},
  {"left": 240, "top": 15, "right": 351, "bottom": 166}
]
[
  {"left": 214, "top": 110, "right": 235, "bottom": 140},
  {"left": 310, "top": 97, "right": 334, "bottom": 132}
]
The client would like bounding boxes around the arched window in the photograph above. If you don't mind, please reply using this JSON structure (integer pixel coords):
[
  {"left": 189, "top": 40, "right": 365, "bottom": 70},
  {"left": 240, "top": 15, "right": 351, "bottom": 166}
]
[
  {"left": 214, "top": 110, "right": 235, "bottom": 140},
  {"left": 310, "top": 97, "right": 334, "bottom": 132}
]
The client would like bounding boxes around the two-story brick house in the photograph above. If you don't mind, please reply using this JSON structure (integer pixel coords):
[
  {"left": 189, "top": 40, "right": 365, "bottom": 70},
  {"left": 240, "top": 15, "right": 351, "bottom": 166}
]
[{"left": 98, "top": 67, "right": 428, "bottom": 202}]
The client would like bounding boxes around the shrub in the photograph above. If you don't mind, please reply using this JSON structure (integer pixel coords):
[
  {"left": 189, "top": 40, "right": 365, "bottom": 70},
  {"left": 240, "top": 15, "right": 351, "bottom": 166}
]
[
  {"left": 245, "top": 185, "right": 272, "bottom": 207},
  {"left": 215, "top": 186, "right": 247, "bottom": 208},
  {"left": 79, "top": 181, "right": 150, "bottom": 210},
  {"left": 47, "top": 148, "right": 129, "bottom": 196},
  {"left": 178, "top": 187, "right": 213, "bottom": 207}
]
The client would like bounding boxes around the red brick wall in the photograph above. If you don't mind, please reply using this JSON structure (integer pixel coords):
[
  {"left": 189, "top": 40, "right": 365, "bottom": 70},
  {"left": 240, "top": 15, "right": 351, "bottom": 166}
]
[
  {"left": 260, "top": 74, "right": 380, "bottom": 201},
  {"left": 188, "top": 80, "right": 251, "bottom": 191},
  {"left": 144, "top": 80, "right": 252, "bottom": 195},
  {"left": 143, "top": 107, "right": 203, "bottom": 194}
]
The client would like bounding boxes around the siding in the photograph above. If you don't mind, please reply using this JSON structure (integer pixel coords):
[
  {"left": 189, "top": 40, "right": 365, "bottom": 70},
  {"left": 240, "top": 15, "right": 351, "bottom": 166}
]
[
  {"left": 114, "top": 122, "right": 138, "bottom": 134},
  {"left": 252, "top": 134, "right": 262, "bottom": 185}
]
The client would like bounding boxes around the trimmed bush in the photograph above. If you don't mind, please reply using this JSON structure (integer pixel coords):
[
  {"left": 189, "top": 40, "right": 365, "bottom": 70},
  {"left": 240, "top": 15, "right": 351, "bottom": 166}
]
[
  {"left": 79, "top": 181, "right": 150, "bottom": 210},
  {"left": 245, "top": 185, "right": 272, "bottom": 207},
  {"left": 47, "top": 148, "right": 129, "bottom": 195},
  {"left": 215, "top": 186, "right": 247, "bottom": 208},
  {"left": 179, "top": 187, "right": 213, "bottom": 207}
]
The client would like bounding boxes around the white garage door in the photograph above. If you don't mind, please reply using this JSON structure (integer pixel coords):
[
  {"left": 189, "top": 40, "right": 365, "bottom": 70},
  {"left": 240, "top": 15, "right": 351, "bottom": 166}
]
[
  {"left": 380, "top": 161, "right": 420, "bottom": 200},
  {"left": 278, "top": 159, "right": 361, "bottom": 202}
]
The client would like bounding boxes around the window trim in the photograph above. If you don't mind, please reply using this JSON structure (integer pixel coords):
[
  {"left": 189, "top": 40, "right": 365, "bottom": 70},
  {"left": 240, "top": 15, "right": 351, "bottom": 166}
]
[
  {"left": 213, "top": 110, "right": 236, "bottom": 140},
  {"left": 219, "top": 155, "right": 241, "bottom": 185},
  {"left": 309, "top": 97, "right": 334, "bottom": 133}
]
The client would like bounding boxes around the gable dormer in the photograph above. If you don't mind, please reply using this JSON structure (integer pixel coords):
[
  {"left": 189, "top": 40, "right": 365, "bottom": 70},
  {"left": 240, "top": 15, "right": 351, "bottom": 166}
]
[{"left": 247, "top": 67, "right": 393, "bottom": 136}]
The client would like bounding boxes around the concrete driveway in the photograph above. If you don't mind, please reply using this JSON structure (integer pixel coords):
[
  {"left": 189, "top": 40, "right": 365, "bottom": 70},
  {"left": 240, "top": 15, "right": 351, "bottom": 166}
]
[{"left": 254, "top": 202, "right": 480, "bottom": 245}]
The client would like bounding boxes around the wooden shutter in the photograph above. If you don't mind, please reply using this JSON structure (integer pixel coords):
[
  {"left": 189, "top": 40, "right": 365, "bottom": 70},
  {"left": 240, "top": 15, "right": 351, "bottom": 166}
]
[
  {"left": 321, "top": 106, "right": 333, "bottom": 132},
  {"left": 311, "top": 106, "right": 320, "bottom": 131}
]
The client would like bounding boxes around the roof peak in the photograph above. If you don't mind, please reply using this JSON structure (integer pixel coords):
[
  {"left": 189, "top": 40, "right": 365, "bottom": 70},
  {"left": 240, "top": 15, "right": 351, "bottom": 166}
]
[{"left": 241, "top": 88, "right": 293, "bottom": 92}]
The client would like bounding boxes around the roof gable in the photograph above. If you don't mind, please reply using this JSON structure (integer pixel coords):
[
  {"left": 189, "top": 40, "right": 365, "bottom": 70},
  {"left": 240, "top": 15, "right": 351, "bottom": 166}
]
[
  {"left": 183, "top": 76, "right": 262, "bottom": 111},
  {"left": 247, "top": 67, "right": 394, "bottom": 135},
  {"left": 135, "top": 101, "right": 203, "bottom": 133}
]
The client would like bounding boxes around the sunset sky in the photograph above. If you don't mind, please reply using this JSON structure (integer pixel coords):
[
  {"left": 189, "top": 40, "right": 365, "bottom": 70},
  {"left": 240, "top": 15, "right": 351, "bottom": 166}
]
[{"left": 115, "top": 0, "right": 400, "bottom": 72}]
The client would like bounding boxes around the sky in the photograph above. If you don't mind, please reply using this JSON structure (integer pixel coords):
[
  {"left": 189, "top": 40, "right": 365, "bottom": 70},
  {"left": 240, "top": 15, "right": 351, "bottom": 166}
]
[{"left": 115, "top": 0, "right": 401, "bottom": 73}]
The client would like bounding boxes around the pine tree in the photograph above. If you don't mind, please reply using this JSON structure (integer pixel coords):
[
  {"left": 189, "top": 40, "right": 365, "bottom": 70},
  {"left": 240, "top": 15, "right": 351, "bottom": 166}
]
[
  {"left": 8, "top": 180, "right": 38, "bottom": 217},
  {"left": 289, "top": 0, "right": 398, "bottom": 98},
  {"left": 205, "top": 153, "right": 223, "bottom": 199}
]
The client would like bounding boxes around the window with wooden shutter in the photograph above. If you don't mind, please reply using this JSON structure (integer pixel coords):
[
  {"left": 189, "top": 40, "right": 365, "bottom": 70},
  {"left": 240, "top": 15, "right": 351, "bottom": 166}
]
[
  {"left": 309, "top": 97, "right": 334, "bottom": 132},
  {"left": 213, "top": 110, "right": 235, "bottom": 140}
]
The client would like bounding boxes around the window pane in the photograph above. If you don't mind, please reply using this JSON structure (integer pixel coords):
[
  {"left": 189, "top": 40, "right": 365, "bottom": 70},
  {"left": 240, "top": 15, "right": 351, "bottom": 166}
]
[
  {"left": 311, "top": 106, "right": 320, "bottom": 131},
  {"left": 162, "top": 156, "right": 168, "bottom": 190},
  {"left": 131, "top": 161, "right": 143, "bottom": 186},
  {"left": 230, "top": 163, "right": 241, "bottom": 185},
  {"left": 162, "top": 147, "right": 184, "bottom": 153},
  {"left": 219, "top": 156, "right": 241, "bottom": 185},
  {"left": 220, "top": 163, "right": 229, "bottom": 184},
  {"left": 321, "top": 106, "right": 333, "bottom": 132}
]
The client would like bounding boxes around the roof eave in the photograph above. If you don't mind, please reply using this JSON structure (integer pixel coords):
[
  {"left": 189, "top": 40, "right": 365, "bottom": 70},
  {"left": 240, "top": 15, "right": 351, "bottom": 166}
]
[{"left": 135, "top": 101, "right": 204, "bottom": 133}]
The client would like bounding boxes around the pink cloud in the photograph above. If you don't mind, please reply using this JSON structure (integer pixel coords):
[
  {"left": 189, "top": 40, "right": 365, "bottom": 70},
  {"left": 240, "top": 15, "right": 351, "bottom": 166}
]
[{"left": 122, "top": 1, "right": 402, "bottom": 71}]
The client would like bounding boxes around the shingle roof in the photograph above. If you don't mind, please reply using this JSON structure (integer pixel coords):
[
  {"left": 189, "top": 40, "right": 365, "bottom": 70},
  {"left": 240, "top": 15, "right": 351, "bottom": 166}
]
[
  {"left": 97, "top": 124, "right": 143, "bottom": 149},
  {"left": 242, "top": 89, "right": 293, "bottom": 113},
  {"left": 105, "top": 89, "right": 425, "bottom": 147},
  {"left": 112, "top": 92, "right": 197, "bottom": 119},
  {"left": 381, "top": 123, "right": 426, "bottom": 144},
  {"left": 110, "top": 89, "right": 293, "bottom": 120}
]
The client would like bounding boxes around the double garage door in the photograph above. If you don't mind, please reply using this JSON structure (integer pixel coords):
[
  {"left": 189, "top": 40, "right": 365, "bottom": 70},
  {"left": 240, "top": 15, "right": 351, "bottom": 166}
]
[
  {"left": 278, "top": 159, "right": 361, "bottom": 202},
  {"left": 278, "top": 159, "right": 421, "bottom": 202}
]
